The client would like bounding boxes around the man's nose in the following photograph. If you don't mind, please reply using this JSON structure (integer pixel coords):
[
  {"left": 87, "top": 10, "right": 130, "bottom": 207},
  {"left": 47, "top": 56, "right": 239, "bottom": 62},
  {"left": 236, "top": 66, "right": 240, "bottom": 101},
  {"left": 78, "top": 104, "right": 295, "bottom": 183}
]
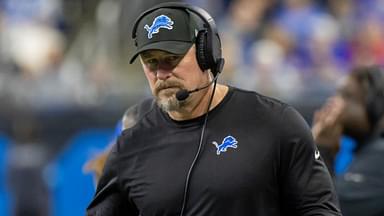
[{"left": 156, "top": 68, "right": 172, "bottom": 80}]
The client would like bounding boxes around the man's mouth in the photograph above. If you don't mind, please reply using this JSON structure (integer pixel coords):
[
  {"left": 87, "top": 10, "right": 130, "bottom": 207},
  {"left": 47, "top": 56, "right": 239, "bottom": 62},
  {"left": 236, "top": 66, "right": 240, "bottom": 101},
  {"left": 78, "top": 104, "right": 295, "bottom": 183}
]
[
  {"left": 156, "top": 86, "right": 180, "bottom": 96},
  {"left": 155, "top": 80, "right": 183, "bottom": 96}
]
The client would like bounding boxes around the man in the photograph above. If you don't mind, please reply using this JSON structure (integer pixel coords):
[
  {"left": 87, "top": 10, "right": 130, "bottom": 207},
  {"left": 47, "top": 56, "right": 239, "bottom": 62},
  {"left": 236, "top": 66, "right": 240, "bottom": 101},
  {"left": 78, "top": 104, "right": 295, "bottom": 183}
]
[
  {"left": 87, "top": 2, "right": 341, "bottom": 215},
  {"left": 312, "top": 66, "right": 384, "bottom": 216}
]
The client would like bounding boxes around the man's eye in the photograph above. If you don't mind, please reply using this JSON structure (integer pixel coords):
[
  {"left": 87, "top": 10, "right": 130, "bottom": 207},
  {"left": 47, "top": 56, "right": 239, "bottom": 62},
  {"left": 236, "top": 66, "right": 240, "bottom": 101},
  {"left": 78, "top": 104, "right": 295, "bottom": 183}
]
[
  {"left": 165, "top": 56, "right": 180, "bottom": 61},
  {"left": 163, "top": 56, "right": 182, "bottom": 65},
  {"left": 146, "top": 59, "right": 158, "bottom": 65},
  {"left": 144, "top": 59, "right": 158, "bottom": 71}
]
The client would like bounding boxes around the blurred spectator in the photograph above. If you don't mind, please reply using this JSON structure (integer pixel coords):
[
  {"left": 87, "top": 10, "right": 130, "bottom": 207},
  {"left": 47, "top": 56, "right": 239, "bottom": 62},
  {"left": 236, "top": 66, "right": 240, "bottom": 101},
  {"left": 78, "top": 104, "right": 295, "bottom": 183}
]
[
  {"left": 273, "top": 0, "right": 345, "bottom": 84},
  {"left": 351, "top": 16, "right": 384, "bottom": 66},
  {"left": 7, "top": 143, "right": 51, "bottom": 216},
  {"left": 1, "top": 0, "right": 62, "bottom": 24},
  {"left": 1, "top": 22, "right": 82, "bottom": 109},
  {"left": 7, "top": 111, "right": 51, "bottom": 216},
  {"left": 247, "top": 37, "right": 303, "bottom": 100},
  {"left": 312, "top": 66, "right": 384, "bottom": 216},
  {"left": 327, "top": 0, "right": 354, "bottom": 37},
  {"left": 218, "top": 0, "right": 276, "bottom": 84},
  {"left": 184, "top": 0, "right": 232, "bottom": 19}
]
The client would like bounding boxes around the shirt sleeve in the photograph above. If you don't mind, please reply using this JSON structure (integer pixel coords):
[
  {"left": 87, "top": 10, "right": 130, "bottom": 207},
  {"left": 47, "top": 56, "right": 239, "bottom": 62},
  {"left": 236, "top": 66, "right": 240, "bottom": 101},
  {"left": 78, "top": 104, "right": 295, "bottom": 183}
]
[
  {"left": 278, "top": 105, "right": 342, "bottom": 216},
  {"left": 86, "top": 137, "right": 139, "bottom": 216}
]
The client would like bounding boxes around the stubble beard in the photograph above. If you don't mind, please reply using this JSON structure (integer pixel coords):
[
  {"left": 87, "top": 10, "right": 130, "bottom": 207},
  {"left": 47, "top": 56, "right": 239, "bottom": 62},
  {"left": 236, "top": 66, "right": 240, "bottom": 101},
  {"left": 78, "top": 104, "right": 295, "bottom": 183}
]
[
  {"left": 154, "top": 81, "right": 187, "bottom": 112},
  {"left": 156, "top": 93, "right": 184, "bottom": 112}
]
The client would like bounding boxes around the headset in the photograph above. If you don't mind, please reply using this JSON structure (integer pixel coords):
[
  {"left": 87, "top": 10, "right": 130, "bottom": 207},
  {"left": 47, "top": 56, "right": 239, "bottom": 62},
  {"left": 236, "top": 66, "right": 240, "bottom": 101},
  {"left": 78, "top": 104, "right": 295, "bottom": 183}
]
[
  {"left": 131, "top": 2, "right": 225, "bottom": 76},
  {"left": 364, "top": 67, "right": 384, "bottom": 127}
]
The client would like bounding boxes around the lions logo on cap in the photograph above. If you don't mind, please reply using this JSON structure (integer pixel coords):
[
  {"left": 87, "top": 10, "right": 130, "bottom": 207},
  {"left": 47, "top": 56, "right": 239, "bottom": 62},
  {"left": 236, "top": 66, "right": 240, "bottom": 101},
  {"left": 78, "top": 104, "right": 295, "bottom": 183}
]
[{"left": 144, "top": 15, "right": 174, "bottom": 39}]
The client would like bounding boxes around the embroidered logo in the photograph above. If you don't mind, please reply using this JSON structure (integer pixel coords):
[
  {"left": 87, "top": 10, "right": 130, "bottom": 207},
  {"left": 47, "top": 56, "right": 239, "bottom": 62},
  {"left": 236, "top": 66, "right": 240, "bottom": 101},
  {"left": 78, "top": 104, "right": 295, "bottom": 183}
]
[
  {"left": 144, "top": 15, "right": 174, "bottom": 39},
  {"left": 212, "top": 135, "right": 238, "bottom": 155}
]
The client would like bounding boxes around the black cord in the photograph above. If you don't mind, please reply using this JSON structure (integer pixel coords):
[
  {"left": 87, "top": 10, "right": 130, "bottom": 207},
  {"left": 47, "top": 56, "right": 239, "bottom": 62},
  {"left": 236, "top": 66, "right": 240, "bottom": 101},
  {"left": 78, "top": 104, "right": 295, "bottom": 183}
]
[{"left": 179, "top": 79, "right": 218, "bottom": 216}]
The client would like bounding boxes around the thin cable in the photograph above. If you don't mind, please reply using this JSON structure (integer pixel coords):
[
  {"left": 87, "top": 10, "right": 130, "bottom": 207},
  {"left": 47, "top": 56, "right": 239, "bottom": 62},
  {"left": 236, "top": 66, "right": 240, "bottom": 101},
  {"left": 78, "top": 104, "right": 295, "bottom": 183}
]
[{"left": 179, "top": 79, "right": 218, "bottom": 216}]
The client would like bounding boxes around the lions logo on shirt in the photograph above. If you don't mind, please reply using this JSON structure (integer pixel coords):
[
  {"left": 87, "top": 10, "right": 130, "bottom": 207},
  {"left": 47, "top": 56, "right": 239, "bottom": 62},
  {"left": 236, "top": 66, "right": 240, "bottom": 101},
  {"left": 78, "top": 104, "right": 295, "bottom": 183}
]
[
  {"left": 144, "top": 15, "right": 174, "bottom": 39},
  {"left": 212, "top": 135, "right": 238, "bottom": 155}
]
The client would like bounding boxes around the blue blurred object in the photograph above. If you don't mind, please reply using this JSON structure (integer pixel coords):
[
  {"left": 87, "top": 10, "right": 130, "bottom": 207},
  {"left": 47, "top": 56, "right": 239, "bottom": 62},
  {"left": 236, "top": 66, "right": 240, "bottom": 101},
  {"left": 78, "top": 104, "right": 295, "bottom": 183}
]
[
  {"left": 2, "top": 0, "right": 61, "bottom": 23},
  {"left": 51, "top": 128, "right": 114, "bottom": 216},
  {"left": 334, "top": 136, "right": 356, "bottom": 175},
  {"left": 0, "top": 133, "right": 10, "bottom": 216},
  {"left": 114, "top": 119, "right": 123, "bottom": 137}
]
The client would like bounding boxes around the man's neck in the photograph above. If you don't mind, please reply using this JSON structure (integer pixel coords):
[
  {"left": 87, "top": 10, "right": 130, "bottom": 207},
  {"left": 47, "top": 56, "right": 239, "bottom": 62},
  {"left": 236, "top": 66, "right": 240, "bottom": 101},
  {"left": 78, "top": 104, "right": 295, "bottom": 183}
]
[{"left": 168, "top": 84, "right": 229, "bottom": 121}]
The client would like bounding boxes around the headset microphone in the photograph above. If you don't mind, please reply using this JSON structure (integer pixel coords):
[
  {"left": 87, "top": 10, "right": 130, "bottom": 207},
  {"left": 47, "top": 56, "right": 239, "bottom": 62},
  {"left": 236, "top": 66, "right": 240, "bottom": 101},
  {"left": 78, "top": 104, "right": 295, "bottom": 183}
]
[
  {"left": 175, "top": 89, "right": 191, "bottom": 101},
  {"left": 176, "top": 74, "right": 219, "bottom": 101}
]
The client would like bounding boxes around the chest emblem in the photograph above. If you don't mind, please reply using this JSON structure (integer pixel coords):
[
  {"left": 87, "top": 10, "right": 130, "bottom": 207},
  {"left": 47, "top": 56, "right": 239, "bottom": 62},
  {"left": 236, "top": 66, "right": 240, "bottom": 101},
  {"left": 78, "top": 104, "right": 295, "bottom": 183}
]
[
  {"left": 212, "top": 135, "right": 238, "bottom": 155},
  {"left": 144, "top": 15, "right": 174, "bottom": 39}
]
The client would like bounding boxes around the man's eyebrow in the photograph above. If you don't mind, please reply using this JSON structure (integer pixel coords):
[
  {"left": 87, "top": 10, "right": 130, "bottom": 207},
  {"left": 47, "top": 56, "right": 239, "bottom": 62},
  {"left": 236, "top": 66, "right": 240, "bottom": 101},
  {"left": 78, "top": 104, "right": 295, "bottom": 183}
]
[{"left": 140, "top": 52, "right": 153, "bottom": 58}]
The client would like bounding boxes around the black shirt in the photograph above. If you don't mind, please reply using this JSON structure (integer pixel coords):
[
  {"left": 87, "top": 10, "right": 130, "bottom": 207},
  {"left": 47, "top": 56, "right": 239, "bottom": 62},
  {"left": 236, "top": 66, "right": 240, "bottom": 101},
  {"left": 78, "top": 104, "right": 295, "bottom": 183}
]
[{"left": 87, "top": 87, "right": 341, "bottom": 216}]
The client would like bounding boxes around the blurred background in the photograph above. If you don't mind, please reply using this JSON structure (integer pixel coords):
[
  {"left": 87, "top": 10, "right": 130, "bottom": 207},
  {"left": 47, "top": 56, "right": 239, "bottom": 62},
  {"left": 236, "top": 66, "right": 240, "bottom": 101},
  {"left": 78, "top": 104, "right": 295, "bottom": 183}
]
[{"left": 0, "top": 0, "right": 383, "bottom": 215}]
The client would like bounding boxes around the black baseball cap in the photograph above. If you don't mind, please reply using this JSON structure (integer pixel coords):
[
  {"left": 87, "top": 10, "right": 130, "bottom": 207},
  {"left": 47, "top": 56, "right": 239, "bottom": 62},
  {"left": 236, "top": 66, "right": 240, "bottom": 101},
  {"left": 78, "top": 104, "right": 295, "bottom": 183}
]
[{"left": 129, "top": 8, "right": 199, "bottom": 64}]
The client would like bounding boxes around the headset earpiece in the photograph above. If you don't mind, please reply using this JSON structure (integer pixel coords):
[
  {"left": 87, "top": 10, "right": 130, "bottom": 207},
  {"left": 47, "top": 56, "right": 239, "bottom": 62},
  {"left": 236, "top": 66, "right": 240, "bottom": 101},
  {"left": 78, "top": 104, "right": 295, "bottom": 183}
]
[{"left": 196, "top": 30, "right": 209, "bottom": 71}]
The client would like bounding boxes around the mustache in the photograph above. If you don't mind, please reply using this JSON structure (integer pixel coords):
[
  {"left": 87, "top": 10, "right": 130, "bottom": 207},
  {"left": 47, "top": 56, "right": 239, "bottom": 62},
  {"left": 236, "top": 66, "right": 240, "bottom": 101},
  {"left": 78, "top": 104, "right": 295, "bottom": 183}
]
[{"left": 154, "top": 80, "right": 184, "bottom": 94}]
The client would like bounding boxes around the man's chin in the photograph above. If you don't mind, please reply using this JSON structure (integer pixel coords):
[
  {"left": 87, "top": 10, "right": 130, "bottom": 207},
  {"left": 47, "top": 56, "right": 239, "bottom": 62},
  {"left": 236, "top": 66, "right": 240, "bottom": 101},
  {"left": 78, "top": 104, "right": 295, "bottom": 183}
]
[{"left": 156, "top": 94, "right": 186, "bottom": 112}]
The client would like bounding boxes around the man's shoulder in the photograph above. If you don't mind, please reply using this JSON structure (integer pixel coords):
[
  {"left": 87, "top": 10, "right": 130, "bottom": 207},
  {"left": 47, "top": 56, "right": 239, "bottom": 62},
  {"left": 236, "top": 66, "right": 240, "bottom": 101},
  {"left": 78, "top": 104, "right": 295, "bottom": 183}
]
[
  {"left": 230, "top": 86, "right": 288, "bottom": 111},
  {"left": 122, "top": 98, "right": 156, "bottom": 130}
]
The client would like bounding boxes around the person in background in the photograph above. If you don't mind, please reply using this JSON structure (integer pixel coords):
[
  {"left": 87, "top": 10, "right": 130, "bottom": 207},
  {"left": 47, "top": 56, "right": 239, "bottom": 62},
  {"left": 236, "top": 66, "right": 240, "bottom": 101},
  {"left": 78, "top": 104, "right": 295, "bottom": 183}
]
[
  {"left": 87, "top": 2, "right": 341, "bottom": 215},
  {"left": 312, "top": 65, "right": 384, "bottom": 216},
  {"left": 84, "top": 105, "right": 140, "bottom": 182}
]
